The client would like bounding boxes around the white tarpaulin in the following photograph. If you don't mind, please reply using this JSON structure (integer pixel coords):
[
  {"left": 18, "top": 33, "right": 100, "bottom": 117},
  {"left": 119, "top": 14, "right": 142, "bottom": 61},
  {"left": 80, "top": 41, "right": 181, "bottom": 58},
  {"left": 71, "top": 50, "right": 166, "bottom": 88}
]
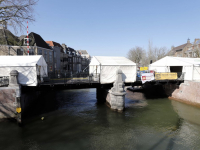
[
  {"left": 149, "top": 56, "right": 200, "bottom": 81},
  {"left": 0, "top": 55, "right": 47, "bottom": 86},
  {"left": 89, "top": 56, "right": 136, "bottom": 84}
]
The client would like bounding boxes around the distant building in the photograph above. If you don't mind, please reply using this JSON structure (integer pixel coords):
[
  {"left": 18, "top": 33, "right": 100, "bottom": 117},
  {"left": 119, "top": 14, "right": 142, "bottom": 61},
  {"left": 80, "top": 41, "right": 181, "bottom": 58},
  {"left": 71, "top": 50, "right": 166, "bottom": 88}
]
[
  {"left": 168, "top": 39, "right": 192, "bottom": 57},
  {"left": 185, "top": 38, "right": 200, "bottom": 58},
  {"left": 66, "top": 47, "right": 79, "bottom": 73},
  {"left": 77, "top": 50, "right": 91, "bottom": 60},
  {"left": 61, "top": 44, "right": 70, "bottom": 73},
  {"left": 46, "top": 41, "right": 67, "bottom": 73},
  {"left": 77, "top": 50, "right": 91, "bottom": 72}
]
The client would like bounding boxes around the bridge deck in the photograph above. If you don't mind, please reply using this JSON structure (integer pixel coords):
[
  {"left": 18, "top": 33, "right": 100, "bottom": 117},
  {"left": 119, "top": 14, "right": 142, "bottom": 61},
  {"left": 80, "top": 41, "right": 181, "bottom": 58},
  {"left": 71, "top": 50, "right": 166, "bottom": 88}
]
[{"left": 39, "top": 77, "right": 183, "bottom": 87}]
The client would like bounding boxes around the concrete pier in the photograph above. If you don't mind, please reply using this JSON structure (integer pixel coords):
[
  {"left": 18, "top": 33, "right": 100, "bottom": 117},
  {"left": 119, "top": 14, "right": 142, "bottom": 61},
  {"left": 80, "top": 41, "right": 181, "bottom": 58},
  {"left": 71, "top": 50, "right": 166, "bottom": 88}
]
[
  {"left": 108, "top": 69, "right": 126, "bottom": 111},
  {"left": 96, "top": 69, "right": 126, "bottom": 111}
]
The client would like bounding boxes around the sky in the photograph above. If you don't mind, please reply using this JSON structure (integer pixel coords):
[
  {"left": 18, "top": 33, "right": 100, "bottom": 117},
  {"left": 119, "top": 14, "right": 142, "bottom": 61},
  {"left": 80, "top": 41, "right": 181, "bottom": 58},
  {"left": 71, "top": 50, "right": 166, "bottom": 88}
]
[{"left": 14, "top": 0, "right": 200, "bottom": 57}]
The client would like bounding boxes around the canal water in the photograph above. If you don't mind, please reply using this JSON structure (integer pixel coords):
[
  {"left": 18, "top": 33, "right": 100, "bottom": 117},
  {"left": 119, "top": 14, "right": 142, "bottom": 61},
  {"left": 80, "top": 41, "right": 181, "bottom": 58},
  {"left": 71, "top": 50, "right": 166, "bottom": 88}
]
[{"left": 1, "top": 88, "right": 200, "bottom": 150}]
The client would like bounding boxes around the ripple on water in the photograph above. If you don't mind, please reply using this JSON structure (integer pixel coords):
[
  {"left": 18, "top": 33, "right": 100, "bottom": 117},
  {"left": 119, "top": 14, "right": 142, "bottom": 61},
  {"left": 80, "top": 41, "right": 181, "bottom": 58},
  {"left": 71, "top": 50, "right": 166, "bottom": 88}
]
[{"left": 0, "top": 88, "right": 200, "bottom": 150}]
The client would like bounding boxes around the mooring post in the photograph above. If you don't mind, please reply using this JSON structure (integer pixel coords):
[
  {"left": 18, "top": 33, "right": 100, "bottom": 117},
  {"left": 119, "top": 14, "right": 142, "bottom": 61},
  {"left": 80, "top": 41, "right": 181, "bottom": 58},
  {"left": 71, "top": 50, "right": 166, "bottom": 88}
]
[
  {"left": 109, "top": 69, "right": 126, "bottom": 111},
  {"left": 9, "top": 70, "right": 22, "bottom": 124}
]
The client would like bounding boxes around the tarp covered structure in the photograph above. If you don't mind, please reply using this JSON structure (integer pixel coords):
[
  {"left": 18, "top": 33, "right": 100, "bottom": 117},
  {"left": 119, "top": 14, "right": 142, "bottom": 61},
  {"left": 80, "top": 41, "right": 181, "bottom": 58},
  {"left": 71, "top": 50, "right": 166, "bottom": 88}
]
[
  {"left": 89, "top": 56, "right": 137, "bottom": 84},
  {"left": 0, "top": 56, "right": 47, "bottom": 86},
  {"left": 149, "top": 56, "right": 200, "bottom": 81}
]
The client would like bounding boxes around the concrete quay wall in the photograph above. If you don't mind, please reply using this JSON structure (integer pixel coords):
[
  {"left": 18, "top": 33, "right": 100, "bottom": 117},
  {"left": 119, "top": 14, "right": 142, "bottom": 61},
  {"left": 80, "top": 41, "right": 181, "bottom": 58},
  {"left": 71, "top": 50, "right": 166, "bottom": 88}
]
[
  {"left": 170, "top": 81, "right": 200, "bottom": 107},
  {"left": 0, "top": 87, "right": 57, "bottom": 120}
]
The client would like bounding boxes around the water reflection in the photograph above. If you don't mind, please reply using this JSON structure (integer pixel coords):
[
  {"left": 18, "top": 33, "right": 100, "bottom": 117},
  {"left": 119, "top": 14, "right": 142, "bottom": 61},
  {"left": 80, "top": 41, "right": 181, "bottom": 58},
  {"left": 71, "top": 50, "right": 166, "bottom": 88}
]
[
  {"left": 171, "top": 100, "right": 200, "bottom": 125},
  {"left": 0, "top": 89, "right": 200, "bottom": 150}
]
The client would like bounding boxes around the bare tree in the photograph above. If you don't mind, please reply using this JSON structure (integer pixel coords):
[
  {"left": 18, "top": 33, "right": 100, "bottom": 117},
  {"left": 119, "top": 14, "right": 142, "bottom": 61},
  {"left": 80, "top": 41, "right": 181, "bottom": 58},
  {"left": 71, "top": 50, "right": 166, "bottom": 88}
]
[
  {"left": 146, "top": 40, "right": 169, "bottom": 64},
  {"left": 0, "top": 0, "right": 38, "bottom": 33},
  {"left": 127, "top": 46, "right": 144, "bottom": 64},
  {"left": 154, "top": 46, "right": 168, "bottom": 60},
  {"left": 127, "top": 41, "right": 169, "bottom": 66}
]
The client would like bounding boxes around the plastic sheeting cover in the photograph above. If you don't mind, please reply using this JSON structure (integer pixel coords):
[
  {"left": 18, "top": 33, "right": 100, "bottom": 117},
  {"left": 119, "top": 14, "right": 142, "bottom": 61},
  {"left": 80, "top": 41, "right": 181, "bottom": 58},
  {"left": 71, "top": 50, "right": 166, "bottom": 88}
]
[
  {"left": 149, "top": 56, "right": 200, "bottom": 67},
  {"left": 93, "top": 56, "right": 136, "bottom": 66},
  {"left": 89, "top": 56, "right": 136, "bottom": 84},
  {"left": 149, "top": 56, "right": 200, "bottom": 81},
  {"left": 0, "top": 56, "right": 48, "bottom": 86},
  {"left": 100, "top": 65, "right": 136, "bottom": 83}
]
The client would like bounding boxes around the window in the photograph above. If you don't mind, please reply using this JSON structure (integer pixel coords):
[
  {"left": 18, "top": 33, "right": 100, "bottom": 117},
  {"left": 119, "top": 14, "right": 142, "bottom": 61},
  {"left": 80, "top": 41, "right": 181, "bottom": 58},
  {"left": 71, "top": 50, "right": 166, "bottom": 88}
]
[
  {"left": 38, "top": 49, "right": 42, "bottom": 55},
  {"left": 49, "top": 51, "right": 52, "bottom": 62},
  {"left": 17, "top": 49, "right": 23, "bottom": 55},
  {"left": 29, "top": 49, "right": 34, "bottom": 55},
  {"left": 44, "top": 51, "right": 48, "bottom": 62},
  {"left": 54, "top": 51, "right": 56, "bottom": 58}
]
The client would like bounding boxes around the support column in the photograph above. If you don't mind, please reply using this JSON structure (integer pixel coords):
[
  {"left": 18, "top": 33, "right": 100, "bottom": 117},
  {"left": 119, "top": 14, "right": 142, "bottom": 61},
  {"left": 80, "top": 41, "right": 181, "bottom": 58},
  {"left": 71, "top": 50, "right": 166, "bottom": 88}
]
[
  {"left": 96, "top": 87, "right": 107, "bottom": 103},
  {"left": 108, "top": 69, "right": 126, "bottom": 111},
  {"left": 9, "top": 70, "right": 22, "bottom": 124}
]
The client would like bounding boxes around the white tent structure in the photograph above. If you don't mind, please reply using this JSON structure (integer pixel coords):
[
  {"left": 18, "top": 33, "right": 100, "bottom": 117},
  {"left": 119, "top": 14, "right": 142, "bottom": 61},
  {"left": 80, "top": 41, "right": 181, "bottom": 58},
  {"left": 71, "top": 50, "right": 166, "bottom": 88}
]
[
  {"left": 149, "top": 56, "right": 200, "bottom": 81},
  {"left": 0, "top": 56, "right": 48, "bottom": 86},
  {"left": 89, "top": 56, "right": 137, "bottom": 84}
]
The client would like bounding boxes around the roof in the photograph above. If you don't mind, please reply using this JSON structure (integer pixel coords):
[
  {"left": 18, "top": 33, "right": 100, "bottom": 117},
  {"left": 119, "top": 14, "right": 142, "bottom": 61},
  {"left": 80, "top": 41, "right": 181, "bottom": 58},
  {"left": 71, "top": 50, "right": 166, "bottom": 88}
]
[
  {"left": 30, "top": 32, "right": 51, "bottom": 49},
  {"left": 46, "top": 41, "right": 64, "bottom": 52},
  {"left": 150, "top": 56, "right": 200, "bottom": 67},
  {"left": 77, "top": 50, "right": 88, "bottom": 55},
  {"left": 173, "top": 57, "right": 200, "bottom": 65},
  {"left": 0, "top": 55, "right": 47, "bottom": 67},
  {"left": 0, "top": 29, "right": 20, "bottom": 45},
  {"left": 19, "top": 32, "right": 51, "bottom": 49},
  {"left": 19, "top": 35, "right": 26, "bottom": 41},
  {"left": 68, "top": 47, "right": 75, "bottom": 51},
  {"left": 90, "top": 56, "right": 136, "bottom": 66},
  {"left": 172, "top": 43, "right": 188, "bottom": 51}
]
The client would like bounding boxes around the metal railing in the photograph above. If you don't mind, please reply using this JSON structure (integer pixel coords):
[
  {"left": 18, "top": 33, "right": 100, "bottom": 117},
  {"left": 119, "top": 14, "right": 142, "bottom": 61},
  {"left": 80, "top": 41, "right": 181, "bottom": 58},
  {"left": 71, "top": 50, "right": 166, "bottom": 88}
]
[
  {"left": 0, "top": 76, "right": 9, "bottom": 87},
  {"left": 41, "top": 71, "right": 100, "bottom": 85}
]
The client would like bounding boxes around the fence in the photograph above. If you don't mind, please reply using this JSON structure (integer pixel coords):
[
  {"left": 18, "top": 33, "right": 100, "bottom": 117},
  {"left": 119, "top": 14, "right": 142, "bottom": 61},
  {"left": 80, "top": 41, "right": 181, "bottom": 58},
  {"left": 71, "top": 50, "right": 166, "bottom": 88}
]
[{"left": 0, "top": 76, "right": 9, "bottom": 87}]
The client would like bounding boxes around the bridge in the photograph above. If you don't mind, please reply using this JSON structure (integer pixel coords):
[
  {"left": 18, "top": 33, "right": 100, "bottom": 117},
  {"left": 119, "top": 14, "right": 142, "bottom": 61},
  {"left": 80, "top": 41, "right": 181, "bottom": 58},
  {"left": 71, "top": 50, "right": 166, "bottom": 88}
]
[{"left": 0, "top": 55, "right": 186, "bottom": 125}]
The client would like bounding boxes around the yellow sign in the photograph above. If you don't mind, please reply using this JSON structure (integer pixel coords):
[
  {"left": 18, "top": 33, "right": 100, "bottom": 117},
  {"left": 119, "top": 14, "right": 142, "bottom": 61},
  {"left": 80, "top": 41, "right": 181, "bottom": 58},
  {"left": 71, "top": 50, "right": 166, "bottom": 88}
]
[
  {"left": 140, "top": 67, "right": 148, "bottom": 71},
  {"left": 155, "top": 73, "right": 177, "bottom": 80},
  {"left": 16, "top": 107, "right": 21, "bottom": 113}
]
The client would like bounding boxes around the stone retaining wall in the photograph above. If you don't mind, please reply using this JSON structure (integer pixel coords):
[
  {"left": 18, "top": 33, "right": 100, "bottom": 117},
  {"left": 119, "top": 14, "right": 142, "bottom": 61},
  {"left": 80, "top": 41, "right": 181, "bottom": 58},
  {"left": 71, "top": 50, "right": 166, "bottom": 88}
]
[
  {"left": 170, "top": 81, "right": 200, "bottom": 107},
  {"left": 0, "top": 87, "right": 17, "bottom": 118}
]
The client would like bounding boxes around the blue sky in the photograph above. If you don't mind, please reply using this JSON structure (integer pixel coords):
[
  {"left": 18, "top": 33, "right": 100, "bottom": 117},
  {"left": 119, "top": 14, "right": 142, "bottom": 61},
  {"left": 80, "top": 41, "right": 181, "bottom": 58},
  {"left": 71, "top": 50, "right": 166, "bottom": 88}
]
[{"left": 16, "top": 0, "right": 200, "bottom": 57}]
